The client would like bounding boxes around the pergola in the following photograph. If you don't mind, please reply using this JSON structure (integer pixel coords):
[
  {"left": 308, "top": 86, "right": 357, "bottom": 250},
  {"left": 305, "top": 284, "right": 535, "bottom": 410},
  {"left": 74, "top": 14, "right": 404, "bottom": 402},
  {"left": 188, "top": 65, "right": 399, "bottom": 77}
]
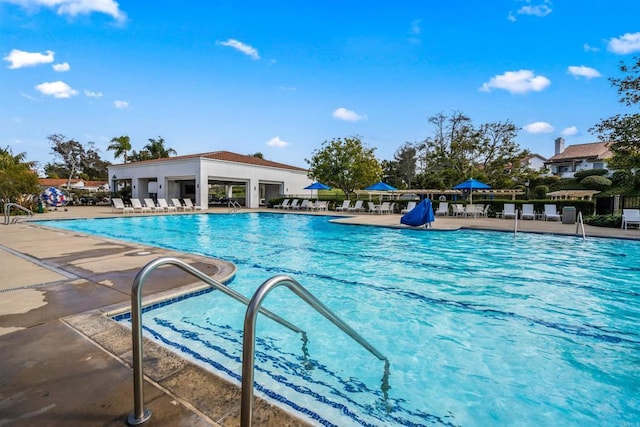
[
  {"left": 354, "top": 188, "right": 525, "bottom": 201},
  {"left": 546, "top": 190, "right": 600, "bottom": 200}
]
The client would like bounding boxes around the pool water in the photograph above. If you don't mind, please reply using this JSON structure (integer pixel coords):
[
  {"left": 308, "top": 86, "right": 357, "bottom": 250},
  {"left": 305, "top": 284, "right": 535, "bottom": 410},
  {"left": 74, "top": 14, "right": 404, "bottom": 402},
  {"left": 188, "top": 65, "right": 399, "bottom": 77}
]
[{"left": 38, "top": 213, "right": 640, "bottom": 426}]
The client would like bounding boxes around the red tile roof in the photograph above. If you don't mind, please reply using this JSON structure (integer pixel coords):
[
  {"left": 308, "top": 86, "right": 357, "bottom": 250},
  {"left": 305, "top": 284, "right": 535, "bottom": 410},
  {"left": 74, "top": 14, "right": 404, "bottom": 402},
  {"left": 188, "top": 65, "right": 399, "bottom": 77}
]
[
  {"left": 117, "top": 150, "right": 308, "bottom": 172},
  {"left": 546, "top": 142, "right": 612, "bottom": 162},
  {"left": 39, "top": 178, "right": 108, "bottom": 187}
]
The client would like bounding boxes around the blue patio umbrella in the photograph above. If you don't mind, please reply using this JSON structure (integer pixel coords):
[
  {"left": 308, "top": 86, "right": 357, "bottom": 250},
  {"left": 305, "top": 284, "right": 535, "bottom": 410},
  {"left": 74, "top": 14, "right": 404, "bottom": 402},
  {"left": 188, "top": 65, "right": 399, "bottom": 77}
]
[
  {"left": 365, "top": 181, "right": 397, "bottom": 203},
  {"left": 452, "top": 178, "right": 491, "bottom": 203},
  {"left": 304, "top": 181, "right": 331, "bottom": 199}
]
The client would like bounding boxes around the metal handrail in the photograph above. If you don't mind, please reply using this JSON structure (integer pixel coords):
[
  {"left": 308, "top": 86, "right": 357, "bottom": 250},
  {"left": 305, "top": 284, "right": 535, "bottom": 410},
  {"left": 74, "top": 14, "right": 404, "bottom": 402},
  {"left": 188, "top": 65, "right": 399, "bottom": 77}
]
[
  {"left": 4, "top": 203, "right": 33, "bottom": 225},
  {"left": 241, "top": 275, "right": 391, "bottom": 426},
  {"left": 127, "top": 257, "right": 307, "bottom": 426},
  {"left": 228, "top": 200, "right": 242, "bottom": 212},
  {"left": 576, "top": 211, "right": 586, "bottom": 240},
  {"left": 513, "top": 208, "right": 519, "bottom": 235}
]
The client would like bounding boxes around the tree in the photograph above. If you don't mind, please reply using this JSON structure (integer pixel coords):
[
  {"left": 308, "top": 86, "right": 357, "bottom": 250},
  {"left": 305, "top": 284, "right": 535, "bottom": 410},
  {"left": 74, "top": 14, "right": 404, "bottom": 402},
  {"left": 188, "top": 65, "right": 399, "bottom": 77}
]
[
  {"left": 383, "top": 142, "right": 417, "bottom": 189},
  {"left": 107, "top": 135, "right": 132, "bottom": 163},
  {"left": 590, "top": 56, "right": 640, "bottom": 189},
  {"left": 306, "top": 136, "right": 382, "bottom": 198},
  {"left": 416, "top": 112, "right": 527, "bottom": 189},
  {"left": 144, "top": 136, "right": 176, "bottom": 159},
  {"left": 0, "top": 146, "right": 40, "bottom": 207},
  {"left": 46, "top": 134, "right": 110, "bottom": 184},
  {"left": 252, "top": 152, "right": 264, "bottom": 159}
]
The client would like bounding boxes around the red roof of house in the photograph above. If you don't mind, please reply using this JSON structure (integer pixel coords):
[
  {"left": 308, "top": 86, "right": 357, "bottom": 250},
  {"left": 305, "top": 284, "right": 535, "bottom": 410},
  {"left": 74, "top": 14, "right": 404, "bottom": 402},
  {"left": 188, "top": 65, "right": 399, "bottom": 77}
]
[
  {"left": 114, "top": 150, "right": 308, "bottom": 172},
  {"left": 39, "top": 178, "right": 108, "bottom": 187},
  {"left": 546, "top": 142, "right": 611, "bottom": 162}
]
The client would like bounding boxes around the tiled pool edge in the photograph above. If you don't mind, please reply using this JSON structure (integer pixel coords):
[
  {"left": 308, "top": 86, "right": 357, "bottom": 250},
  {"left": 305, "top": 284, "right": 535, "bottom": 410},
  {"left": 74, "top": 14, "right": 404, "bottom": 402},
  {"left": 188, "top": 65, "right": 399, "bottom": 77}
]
[{"left": 61, "top": 283, "right": 313, "bottom": 427}]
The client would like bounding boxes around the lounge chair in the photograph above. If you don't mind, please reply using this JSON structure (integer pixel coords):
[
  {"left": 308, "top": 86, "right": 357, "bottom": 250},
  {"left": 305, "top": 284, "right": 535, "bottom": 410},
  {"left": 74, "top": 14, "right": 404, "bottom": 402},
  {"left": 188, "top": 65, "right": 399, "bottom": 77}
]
[
  {"left": 389, "top": 203, "right": 396, "bottom": 214},
  {"left": 298, "top": 199, "right": 310, "bottom": 210},
  {"left": 171, "top": 198, "right": 187, "bottom": 211},
  {"left": 434, "top": 202, "right": 448, "bottom": 216},
  {"left": 144, "top": 198, "right": 162, "bottom": 213},
  {"left": 131, "top": 199, "right": 150, "bottom": 213},
  {"left": 622, "top": 209, "right": 640, "bottom": 230},
  {"left": 521, "top": 204, "right": 535, "bottom": 220},
  {"left": 274, "top": 198, "right": 290, "bottom": 209},
  {"left": 367, "top": 201, "right": 379, "bottom": 214},
  {"left": 452, "top": 204, "right": 465, "bottom": 217},
  {"left": 183, "top": 198, "right": 203, "bottom": 210},
  {"left": 315, "top": 200, "right": 328, "bottom": 211},
  {"left": 378, "top": 202, "right": 391, "bottom": 214},
  {"left": 347, "top": 200, "right": 364, "bottom": 212},
  {"left": 157, "top": 198, "right": 176, "bottom": 212},
  {"left": 112, "top": 198, "right": 134, "bottom": 214},
  {"left": 401, "top": 201, "right": 416, "bottom": 214},
  {"left": 543, "top": 204, "right": 561, "bottom": 221},
  {"left": 288, "top": 199, "right": 300, "bottom": 210},
  {"left": 335, "top": 200, "right": 351, "bottom": 212},
  {"left": 502, "top": 203, "right": 516, "bottom": 219}
]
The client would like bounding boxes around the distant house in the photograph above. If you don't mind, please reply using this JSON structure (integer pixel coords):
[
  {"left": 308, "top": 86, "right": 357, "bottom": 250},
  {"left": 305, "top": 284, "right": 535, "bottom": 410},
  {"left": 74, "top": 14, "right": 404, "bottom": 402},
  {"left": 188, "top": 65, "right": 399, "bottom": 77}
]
[
  {"left": 522, "top": 153, "right": 547, "bottom": 171},
  {"left": 544, "top": 137, "right": 612, "bottom": 178},
  {"left": 39, "top": 178, "right": 109, "bottom": 192}
]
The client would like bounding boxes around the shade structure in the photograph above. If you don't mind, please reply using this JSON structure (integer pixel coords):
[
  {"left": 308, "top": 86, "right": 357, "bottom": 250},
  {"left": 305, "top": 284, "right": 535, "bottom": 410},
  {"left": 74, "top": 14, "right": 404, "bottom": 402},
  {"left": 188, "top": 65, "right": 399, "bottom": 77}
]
[
  {"left": 452, "top": 178, "right": 491, "bottom": 204},
  {"left": 304, "top": 181, "right": 331, "bottom": 199}
]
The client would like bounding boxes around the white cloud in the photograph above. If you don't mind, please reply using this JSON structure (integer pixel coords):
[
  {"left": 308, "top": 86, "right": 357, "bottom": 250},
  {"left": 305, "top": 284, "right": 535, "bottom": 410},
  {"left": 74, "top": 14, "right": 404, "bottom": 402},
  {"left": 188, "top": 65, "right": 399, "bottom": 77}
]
[
  {"left": 7, "top": 0, "right": 126, "bottom": 22},
  {"left": 278, "top": 86, "right": 296, "bottom": 91},
  {"left": 4, "top": 49, "right": 54, "bottom": 69},
  {"left": 332, "top": 107, "right": 367, "bottom": 122},
  {"left": 608, "top": 32, "right": 640, "bottom": 54},
  {"left": 480, "top": 70, "right": 551, "bottom": 94},
  {"left": 507, "top": 11, "right": 517, "bottom": 22},
  {"left": 52, "top": 62, "right": 70, "bottom": 72},
  {"left": 84, "top": 89, "right": 102, "bottom": 98},
  {"left": 266, "top": 136, "right": 289, "bottom": 148},
  {"left": 523, "top": 121, "right": 554, "bottom": 134},
  {"left": 583, "top": 43, "right": 599, "bottom": 52},
  {"left": 35, "top": 80, "right": 78, "bottom": 98},
  {"left": 114, "top": 100, "right": 129, "bottom": 109},
  {"left": 567, "top": 65, "right": 601, "bottom": 79},
  {"left": 562, "top": 126, "right": 578, "bottom": 136},
  {"left": 410, "top": 19, "right": 421, "bottom": 35},
  {"left": 517, "top": 4, "right": 552, "bottom": 17},
  {"left": 217, "top": 39, "right": 260, "bottom": 60}
]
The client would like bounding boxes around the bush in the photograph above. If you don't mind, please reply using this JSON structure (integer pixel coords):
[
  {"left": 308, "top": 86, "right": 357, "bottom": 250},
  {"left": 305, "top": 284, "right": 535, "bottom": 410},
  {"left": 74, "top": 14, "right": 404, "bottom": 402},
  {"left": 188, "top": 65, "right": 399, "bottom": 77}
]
[
  {"left": 580, "top": 175, "right": 612, "bottom": 190},
  {"left": 611, "top": 170, "right": 634, "bottom": 187},
  {"left": 574, "top": 169, "right": 609, "bottom": 180},
  {"left": 584, "top": 214, "right": 621, "bottom": 228},
  {"left": 532, "top": 185, "right": 548, "bottom": 199}
]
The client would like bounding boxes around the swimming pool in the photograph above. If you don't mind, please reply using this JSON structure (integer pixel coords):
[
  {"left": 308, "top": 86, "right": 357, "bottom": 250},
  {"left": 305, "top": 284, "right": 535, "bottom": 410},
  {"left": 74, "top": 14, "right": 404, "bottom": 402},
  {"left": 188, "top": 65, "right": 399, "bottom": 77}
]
[{"left": 38, "top": 213, "right": 640, "bottom": 426}]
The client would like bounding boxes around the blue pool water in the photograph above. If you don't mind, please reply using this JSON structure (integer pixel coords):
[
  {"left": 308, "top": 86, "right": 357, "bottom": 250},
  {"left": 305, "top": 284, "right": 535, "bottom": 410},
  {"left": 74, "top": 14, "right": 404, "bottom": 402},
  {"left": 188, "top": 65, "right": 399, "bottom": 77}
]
[{"left": 38, "top": 213, "right": 640, "bottom": 426}]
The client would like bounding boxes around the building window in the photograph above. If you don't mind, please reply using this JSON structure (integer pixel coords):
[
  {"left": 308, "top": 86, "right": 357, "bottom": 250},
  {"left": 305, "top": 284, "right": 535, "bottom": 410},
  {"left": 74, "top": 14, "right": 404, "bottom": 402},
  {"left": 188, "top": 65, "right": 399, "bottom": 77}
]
[{"left": 593, "top": 162, "right": 604, "bottom": 169}]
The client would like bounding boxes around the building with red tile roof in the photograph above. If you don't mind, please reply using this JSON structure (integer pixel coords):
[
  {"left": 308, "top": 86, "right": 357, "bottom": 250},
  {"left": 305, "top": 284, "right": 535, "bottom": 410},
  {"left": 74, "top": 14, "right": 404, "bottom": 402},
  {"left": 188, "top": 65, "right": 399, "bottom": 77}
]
[{"left": 544, "top": 138, "right": 612, "bottom": 178}]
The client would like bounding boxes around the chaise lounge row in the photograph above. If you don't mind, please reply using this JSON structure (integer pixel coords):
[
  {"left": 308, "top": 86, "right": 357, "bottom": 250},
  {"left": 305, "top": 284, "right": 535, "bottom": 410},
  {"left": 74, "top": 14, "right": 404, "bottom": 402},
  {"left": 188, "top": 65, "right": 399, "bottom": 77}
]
[{"left": 111, "top": 197, "right": 202, "bottom": 214}]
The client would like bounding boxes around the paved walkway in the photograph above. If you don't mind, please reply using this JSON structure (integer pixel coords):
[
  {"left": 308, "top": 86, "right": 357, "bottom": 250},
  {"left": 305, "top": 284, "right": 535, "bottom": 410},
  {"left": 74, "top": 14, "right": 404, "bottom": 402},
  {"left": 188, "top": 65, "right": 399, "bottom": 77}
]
[{"left": 1, "top": 206, "right": 638, "bottom": 426}]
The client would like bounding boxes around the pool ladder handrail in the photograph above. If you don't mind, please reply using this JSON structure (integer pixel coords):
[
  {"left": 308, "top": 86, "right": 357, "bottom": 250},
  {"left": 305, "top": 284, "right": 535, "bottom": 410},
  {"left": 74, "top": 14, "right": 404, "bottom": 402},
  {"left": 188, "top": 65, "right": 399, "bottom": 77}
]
[
  {"left": 3, "top": 202, "right": 33, "bottom": 225},
  {"left": 513, "top": 208, "right": 519, "bottom": 235},
  {"left": 127, "top": 256, "right": 307, "bottom": 425},
  {"left": 576, "top": 211, "right": 586, "bottom": 240},
  {"left": 241, "top": 274, "right": 390, "bottom": 427},
  {"left": 228, "top": 200, "right": 242, "bottom": 212}
]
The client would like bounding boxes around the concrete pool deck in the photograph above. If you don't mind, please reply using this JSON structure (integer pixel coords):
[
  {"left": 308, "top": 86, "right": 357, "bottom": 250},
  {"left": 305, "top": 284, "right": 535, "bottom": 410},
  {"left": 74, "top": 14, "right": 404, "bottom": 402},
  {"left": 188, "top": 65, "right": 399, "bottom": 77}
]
[{"left": 1, "top": 206, "right": 638, "bottom": 426}]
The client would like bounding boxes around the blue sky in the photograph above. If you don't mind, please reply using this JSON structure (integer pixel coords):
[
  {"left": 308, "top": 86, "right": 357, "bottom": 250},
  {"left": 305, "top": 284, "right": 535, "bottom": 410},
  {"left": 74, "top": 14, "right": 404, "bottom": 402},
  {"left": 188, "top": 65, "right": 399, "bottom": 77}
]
[{"left": 1, "top": 0, "right": 639, "bottom": 173}]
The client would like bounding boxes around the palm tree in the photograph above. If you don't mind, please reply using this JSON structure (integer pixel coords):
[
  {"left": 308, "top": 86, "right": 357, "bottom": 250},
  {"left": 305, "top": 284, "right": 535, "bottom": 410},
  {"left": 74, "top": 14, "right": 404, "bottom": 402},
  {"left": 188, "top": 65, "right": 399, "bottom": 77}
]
[
  {"left": 107, "top": 136, "right": 132, "bottom": 163},
  {"left": 144, "top": 136, "right": 177, "bottom": 159}
]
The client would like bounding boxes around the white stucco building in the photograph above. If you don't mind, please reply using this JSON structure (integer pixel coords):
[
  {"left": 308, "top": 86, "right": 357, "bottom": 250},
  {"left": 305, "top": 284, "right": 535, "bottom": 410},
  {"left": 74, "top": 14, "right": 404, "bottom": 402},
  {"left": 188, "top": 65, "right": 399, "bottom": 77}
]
[{"left": 108, "top": 151, "right": 311, "bottom": 209}]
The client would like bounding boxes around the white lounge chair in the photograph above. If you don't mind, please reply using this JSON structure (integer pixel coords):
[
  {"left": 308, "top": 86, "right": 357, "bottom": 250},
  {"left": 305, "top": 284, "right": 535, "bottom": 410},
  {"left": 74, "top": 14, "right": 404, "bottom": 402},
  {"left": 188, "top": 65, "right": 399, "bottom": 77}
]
[
  {"left": 183, "top": 198, "right": 203, "bottom": 210},
  {"left": 434, "top": 202, "right": 448, "bottom": 216},
  {"left": 131, "top": 199, "right": 150, "bottom": 213},
  {"left": 502, "top": 203, "right": 516, "bottom": 219},
  {"left": 157, "top": 198, "right": 176, "bottom": 212},
  {"left": 335, "top": 200, "right": 351, "bottom": 212},
  {"left": 378, "top": 202, "right": 391, "bottom": 214},
  {"left": 274, "top": 198, "right": 290, "bottom": 209},
  {"left": 543, "top": 204, "right": 561, "bottom": 221},
  {"left": 521, "top": 204, "right": 535, "bottom": 220},
  {"left": 401, "top": 201, "right": 416, "bottom": 214},
  {"left": 622, "top": 209, "right": 640, "bottom": 230},
  {"left": 171, "top": 198, "right": 187, "bottom": 211},
  {"left": 347, "top": 200, "right": 364, "bottom": 213},
  {"left": 112, "top": 198, "right": 134, "bottom": 214},
  {"left": 288, "top": 199, "right": 300, "bottom": 210},
  {"left": 367, "top": 201, "right": 379, "bottom": 214},
  {"left": 452, "top": 204, "right": 465, "bottom": 217},
  {"left": 144, "top": 198, "right": 162, "bottom": 213}
]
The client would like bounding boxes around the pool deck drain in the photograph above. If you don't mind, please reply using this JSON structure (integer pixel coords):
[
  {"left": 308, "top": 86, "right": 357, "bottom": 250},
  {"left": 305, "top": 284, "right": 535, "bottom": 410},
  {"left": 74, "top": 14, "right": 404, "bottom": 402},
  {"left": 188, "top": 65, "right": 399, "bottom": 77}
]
[{"left": 1, "top": 206, "right": 638, "bottom": 425}]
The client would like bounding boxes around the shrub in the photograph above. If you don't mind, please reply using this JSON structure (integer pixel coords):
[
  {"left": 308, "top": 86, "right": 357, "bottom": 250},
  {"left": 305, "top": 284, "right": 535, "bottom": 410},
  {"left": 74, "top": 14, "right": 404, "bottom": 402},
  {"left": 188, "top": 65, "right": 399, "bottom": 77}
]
[
  {"left": 574, "top": 169, "right": 609, "bottom": 180},
  {"left": 580, "top": 175, "right": 612, "bottom": 190},
  {"left": 584, "top": 214, "right": 621, "bottom": 228},
  {"left": 611, "top": 170, "right": 634, "bottom": 187},
  {"left": 532, "top": 185, "right": 548, "bottom": 199}
]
